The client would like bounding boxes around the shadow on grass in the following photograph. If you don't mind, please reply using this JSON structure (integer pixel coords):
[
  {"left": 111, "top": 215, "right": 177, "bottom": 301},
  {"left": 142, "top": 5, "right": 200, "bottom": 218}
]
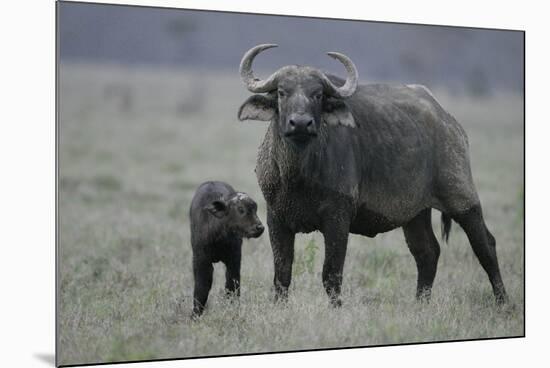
[{"left": 34, "top": 353, "right": 55, "bottom": 366}]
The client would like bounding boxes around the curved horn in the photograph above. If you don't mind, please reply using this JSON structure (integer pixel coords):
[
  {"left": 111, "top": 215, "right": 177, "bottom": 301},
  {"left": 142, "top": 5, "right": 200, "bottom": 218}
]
[
  {"left": 320, "top": 52, "right": 359, "bottom": 98},
  {"left": 239, "top": 44, "right": 280, "bottom": 93}
]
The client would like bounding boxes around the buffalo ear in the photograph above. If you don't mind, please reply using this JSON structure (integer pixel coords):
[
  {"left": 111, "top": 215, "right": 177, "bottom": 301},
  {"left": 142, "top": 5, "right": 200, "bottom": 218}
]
[
  {"left": 205, "top": 200, "right": 228, "bottom": 218},
  {"left": 322, "top": 98, "right": 356, "bottom": 128},
  {"left": 238, "top": 94, "right": 276, "bottom": 121}
]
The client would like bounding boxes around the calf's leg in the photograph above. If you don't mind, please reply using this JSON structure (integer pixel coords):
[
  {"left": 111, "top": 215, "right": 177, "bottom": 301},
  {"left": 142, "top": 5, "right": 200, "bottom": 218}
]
[
  {"left": 192, "top": 260, "right": 213, "bottom": 317},
  {"left": 224, "top": 243, "right": 242, "bottom": 297},
  {"left": 402, "top": 208, "right": 441, "bottom": 301}
]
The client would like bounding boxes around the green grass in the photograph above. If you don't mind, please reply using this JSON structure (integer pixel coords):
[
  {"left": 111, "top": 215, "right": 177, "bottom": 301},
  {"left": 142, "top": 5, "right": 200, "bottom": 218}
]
[{"left": 58, "top": 64, "right": 524, "bottom": 366}]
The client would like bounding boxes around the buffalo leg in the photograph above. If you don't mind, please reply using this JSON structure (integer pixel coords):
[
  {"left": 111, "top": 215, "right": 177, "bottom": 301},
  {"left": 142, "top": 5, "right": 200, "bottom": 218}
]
[
  {"left": 192, "top": 260, "right": 213, "bottom": 317},
  {"left": 453, "top": 205, "right": 508, "bottom": 304},
  {"left": 268, "top": 212, "right": 295, "bottom": 302},
  {"left": 403, "top": 208, "right": 441, "bottom": 301},
  {"left": 321, "top": 217, "right": 350, "bottom": 307},
  {"left": 224, "top": 244, "right": 242, "bottom": 297}
]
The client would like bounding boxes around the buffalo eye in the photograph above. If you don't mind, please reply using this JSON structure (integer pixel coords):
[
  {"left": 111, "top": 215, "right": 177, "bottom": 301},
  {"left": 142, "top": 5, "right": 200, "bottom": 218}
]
[
  {"left": 277, "top": 89, "right": 287, "bottom": 98},
  {"left": 312, "top": 92, "right": 323, "bottom": 101},
  {"left": 238, "top": 207, "right": 246, "bottom": 215}
]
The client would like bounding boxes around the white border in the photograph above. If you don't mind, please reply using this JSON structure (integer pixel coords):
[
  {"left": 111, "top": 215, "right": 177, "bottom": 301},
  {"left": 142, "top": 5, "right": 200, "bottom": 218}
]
[{"left": 2, "top": 1, "right": 548, "bottom": 367}]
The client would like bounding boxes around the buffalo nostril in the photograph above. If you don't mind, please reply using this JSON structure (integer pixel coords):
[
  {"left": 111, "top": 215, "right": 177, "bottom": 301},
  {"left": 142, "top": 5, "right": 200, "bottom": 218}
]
[
  {"left": 288, "top": 116, "right": 314, "bottom": 130},
  {"left": 257, "top": 224, "right": 264, "bottom": 231}
]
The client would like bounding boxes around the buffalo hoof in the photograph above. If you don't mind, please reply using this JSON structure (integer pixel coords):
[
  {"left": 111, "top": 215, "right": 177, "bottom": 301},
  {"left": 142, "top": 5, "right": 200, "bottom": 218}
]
[
  {"left": 495, "top": 292, "right": 510, "bottom": 306},
  {"left": 496, "top": 300, "right": 517, "bottom": 316},
  {"left": 224, "top": 290, "right": 241, "bottom": 302},
  {"left": 273, "top": 287, "right": 289, "bottom": 304},
  {"left": 273, "top": 295, "right": 289, "bottom": 306},
  {"left": 415, "top": 295, "right": 432, "bottom": 304},
  {"left": 190, "top": 309, "right": 204, "bottom": 321}
]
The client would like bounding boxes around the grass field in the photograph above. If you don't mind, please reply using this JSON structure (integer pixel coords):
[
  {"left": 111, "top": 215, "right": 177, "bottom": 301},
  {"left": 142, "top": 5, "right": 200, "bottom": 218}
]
[{"left": 58, "top": 64, "right": 524, "bottom": 366}]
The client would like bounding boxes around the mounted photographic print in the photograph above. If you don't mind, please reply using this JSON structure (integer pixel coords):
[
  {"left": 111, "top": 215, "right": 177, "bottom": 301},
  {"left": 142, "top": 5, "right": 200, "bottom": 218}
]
[{"left": 56, "top": 1, "right": 525, "bottom": 366}]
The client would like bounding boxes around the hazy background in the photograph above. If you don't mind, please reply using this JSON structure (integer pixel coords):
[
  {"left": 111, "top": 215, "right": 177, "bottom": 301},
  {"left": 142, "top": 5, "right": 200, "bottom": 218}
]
[
  {"left": 58, "top": 2, "right": 524, "bottom": 366},
  {"left": 59, "top": 2, "right": 523, "bottom": 95}
]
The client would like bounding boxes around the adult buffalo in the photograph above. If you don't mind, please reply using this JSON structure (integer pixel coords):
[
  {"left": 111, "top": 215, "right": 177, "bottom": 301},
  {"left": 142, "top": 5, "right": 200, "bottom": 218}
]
[{"left": 237, "top": 44, "right": 508, "bottom": 307}]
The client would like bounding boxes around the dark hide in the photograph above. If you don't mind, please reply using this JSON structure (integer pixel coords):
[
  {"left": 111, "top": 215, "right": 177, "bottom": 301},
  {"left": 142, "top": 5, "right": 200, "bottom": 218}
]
[
  {"left": 189, "top": 181, "right": 264, "bottom": 317},
  {"left": 239, "top": 69, "right": 509, "bottom": 307}
]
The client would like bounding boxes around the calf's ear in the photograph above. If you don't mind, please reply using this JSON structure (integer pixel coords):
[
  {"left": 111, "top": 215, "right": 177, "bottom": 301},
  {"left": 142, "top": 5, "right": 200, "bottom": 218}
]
[
  {"left": 322, "top": 97, "right": 356, "bottom": 128},
  {"left": 205, "top": 200, "right": 228, "bottom": 218},
  {"left": 238, "top": 94, "right": 276, "bottom": 121}
]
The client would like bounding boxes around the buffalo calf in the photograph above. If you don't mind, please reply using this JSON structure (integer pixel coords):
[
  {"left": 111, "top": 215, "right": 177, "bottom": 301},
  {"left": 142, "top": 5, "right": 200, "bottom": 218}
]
[{"left": 189, "top": 181, "right": 264, "bottom": 317}]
